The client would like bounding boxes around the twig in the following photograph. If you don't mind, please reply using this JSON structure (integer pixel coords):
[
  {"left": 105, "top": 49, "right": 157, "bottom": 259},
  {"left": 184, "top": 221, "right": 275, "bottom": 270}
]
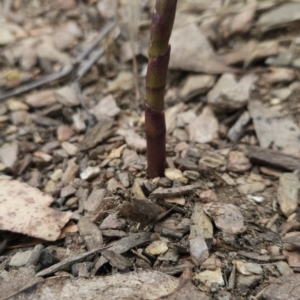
[{"left": 0, "top": 21, "right": 116, "bottom": 102}]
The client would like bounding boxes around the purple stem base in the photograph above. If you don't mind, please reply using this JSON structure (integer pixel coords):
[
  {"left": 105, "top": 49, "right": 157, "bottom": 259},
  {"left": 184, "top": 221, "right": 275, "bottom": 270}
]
[{"left": 144, "top": 101, "right": 166, "bottom": 178}]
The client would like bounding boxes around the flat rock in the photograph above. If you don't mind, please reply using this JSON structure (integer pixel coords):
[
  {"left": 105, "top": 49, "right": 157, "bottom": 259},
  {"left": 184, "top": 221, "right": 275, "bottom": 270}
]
[
  {"left": 188, "top": 107, "right": 219, "bottom": 143},
  {"left": 204, "top": 203, "right": 246, "bottom": 234},
  {"left": 235, "top": 261, "right": 263, "bottom": 275},
  {"left": 169, "top": 24, "right": 234, "bottom": 74},
  {"left": 193, "top": 267, "right": 224, "bottom": 287},
  {"left": 145, "top": 241, "right": 168, "bottom": 256},
  {"left": 55, "top": 86, "right": 80, "bottom": 107},
  {"left": 0, "top": 143, "right": 18, "bottom": 168},
  {"left": 208, "top": 73, "right": 256, "bottom": 111},
  {"left": 236, "top": 275, "right": 261, "bottom": 292},
  {"left": 248, "top": 100, "right": 300, "bottom": 157},
  {"left": 179, "top": 74, "right": 216, "bottom": 101},
  {"left": 283, "top": 232, "right": 300, "bottom": 248},
  {"left": 189, "top": 235, "right": 209, "bottom": 262},
  {"left": 91, "top": 94, "right": 120, "bottom": 119},
  {"left": 277, "top": 173, "right": 300, "bottom": 217},
  {"left": 26, "top": 90, "right": 57, "bottom": 108},
  {"left": 190, "top": 202, "right": 213, "bottom": 239},
  {"left": 57, "top": 125, "right": 74, "bottom": 142},
  {"left": 80, "top": 166, "right": 101, "bottom": 181},
  {"left": 262, "top": 274, "right": 300, "bottom": 300},
  {"left": 226, "top": 151, "right": 251, "bottom": 172},
  {"left": 9, "top": 250, "right": 33, "bottom": 267}
]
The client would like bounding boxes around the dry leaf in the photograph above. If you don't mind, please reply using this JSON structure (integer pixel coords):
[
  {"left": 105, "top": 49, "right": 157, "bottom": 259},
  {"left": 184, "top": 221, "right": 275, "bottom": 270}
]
[{"left": 0, "top": 180, "right": 73, "bottom": 241}]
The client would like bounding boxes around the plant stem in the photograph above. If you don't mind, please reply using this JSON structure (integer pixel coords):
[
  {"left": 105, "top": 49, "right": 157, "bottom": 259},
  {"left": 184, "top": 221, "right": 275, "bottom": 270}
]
[{"left": 145, "top": 0, "right": 177, "bottom": 178}]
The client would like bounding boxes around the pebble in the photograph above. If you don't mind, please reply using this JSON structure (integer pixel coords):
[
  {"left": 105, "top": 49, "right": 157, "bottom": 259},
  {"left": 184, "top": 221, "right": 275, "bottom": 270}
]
[
  {"left": 0, "top": 143, "right": 19, "bottom": 167},
  {"left": 173, "top": 128, "right": 188, "bottom": 141},
  {"left": 6, "top": 99, "right": 29, "bottom": 111},
  {"left": 199, "top": 190, "right": 217, "bottom": 202},
  {"left": 235, "top": 261, "right": 263, "bottom": 275},
  {"left": 193, "top": 267, "right": 224, "bottom": 287},
  {"left": 183, "top": 170, "right": 199, "bottom": 180},
  {"left": 91, "top": 94, "right": 120, "bottom": 119},
  {"left": 57, "top": 125, "right": 74, "bottom": 142},
  {"left": 226, "top": 151, "right": 252, "bottom": 172},
  {"left": 271, "top": 88, "right": 292, "bottom": 101},
  {"left": 9, "top": 250, "right": 33, "bottom": 267},
  {"left": 10, "top": 110, "right": 31, "bottom": 125},
  {"left": 26, "top": 90, "right": 56, "bottom": 107},
  {"left": 165, "top": 168, "right": 184, "bottom": 181},
  {"left": 60, "top": 185, "right": 76, "bottom": 198},
  {"left": 72, "top": 113, "right": 86, "bottom": 132},
  {"left": 145, "top": 240, "right": 168, "bottom": 256},
  {"left": 221, "top": 173, "right": 236, "bottom": 185},
  {"left": 277, "top": 173, "right": 300, "bottom": 217},
  {"left": 179, "top": 74, "right": 216, "bottom": 102},
  {"left": 238, "top": 182, "right": 265, "bottom": 195},
  {"left": 236, "top": 275, "right": 261, "bottom": 292},
  {"left": 188, "top": 107, "right": 219, "bottom": 143},
  {"left": 189, "top": 236, "right": 209, "bottom": 262},
  {"left": 62, "top": 142, "right": 78, "bottom": 156},
  {"left": 207, "top": 73, "right": 256, "bottom": 111},
  {"left": 0, "top": 27, "right": 16, "bottom": 45},
  {"left": 276, "top": 261, "right": 293, "bottom": 275},
  {"left": 55, "top": 86, "right": 80, "bottom": 107},
  {"left": 80, "top": 166, "right": 100, "bottom": 180},
  {"left": 118, "top": 172, "right": 130, "bottom": 188}
]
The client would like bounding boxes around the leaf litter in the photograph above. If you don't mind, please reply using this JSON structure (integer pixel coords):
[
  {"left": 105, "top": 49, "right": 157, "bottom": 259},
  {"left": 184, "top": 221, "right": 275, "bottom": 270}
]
[{"left": 1, "top": 0, "right": 300, "bottom": 299}]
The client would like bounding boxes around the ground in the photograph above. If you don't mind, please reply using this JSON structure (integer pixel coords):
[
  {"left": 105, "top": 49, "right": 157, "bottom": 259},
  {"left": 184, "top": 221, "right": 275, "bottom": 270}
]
[{"left": 0, "top": 1, "right": 300, "bottom": 299}]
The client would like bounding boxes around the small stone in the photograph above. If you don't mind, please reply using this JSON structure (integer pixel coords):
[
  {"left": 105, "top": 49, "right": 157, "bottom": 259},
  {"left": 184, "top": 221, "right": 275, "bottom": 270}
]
[
  {"left": 226, "top": 151, "right": 252, "bottom": 172},
  {"left": 189, "top": 236, "right": 209, "bottom": 262},
  {"left": 100, "top": 213, "right": 125, "bottom": 230},
  {"left": 208, "top": 73, "right": 256, "bottom": 111},
  {"left": 118, "top": 172, "right": 130, "bottom": 188},
  {"left": 238, "top": 182, "right": 265, "bottom": 195},
  {"left": 125, "top": 136, "right": 146, "bottom": 152},
  {"left": 107, "top": 72, "right": 133, "bottom": 93},
  {"left": 9, "top": 250, "right": 33, "bottom": 267},
  {"left": 236, "top": 275, "right": 261, "bottom": 292},
  {"left": 80, "top": 166, "right": 100, "bottom": 180},
  {"left": 271, "top": 88, "right": 292, "bottom": 101},
  {"left": 33, "top": 151, "right": 52, "bottom": 162},
  {"left": 183, "top": 170, "right": 199, "bottom": 180},
  {"left": 54, "top": 31, "right": 77, "bottom": 50},
  {"left": 26, "top": 90, "right": 56, "bottom": 107},
  {"left": 204, "top": 203, "right": 246, "bottom": 234},
  {"left": 65, "top": 197, "right": 78, "bottom": 207},
  {"left": 62, "top": 142, "right": 78, "bottom": 156},
  {"left": 173, "top": 128, "right": 188, "bottom": 141},
  {"left": 157, "top": 177, "right": 172, "bottom": 188},
  {"left": 177, "top": 110, "right": 197, "bottom": 126},
  {"left": 122, "top": 149, "right": 139, "bottom": 168},
  {"left": 97, "top": 0, "right": 117, "bottom": 19},
  {"left": 235, "top": 261, "right": 263, "bottom": 275},
  {"left": 10, "top": 110, "right": 31, "bottom": 125},
  {"left": 72, "top": 113, "right": 86, "bottom": 132},
  {"left": 91, "top": 94, "right": 120, "bottom": 119},
  {"left": 193, "top": 267, "right": 224, "bottom": 287},
  {"left": 131, "top": 180, "right": 146, "bottom": 199},
  {"left": 39, "top": 249, "right": 60, "bottom": 269},
  {"left": 165, "top": 168, "right": 184, "bottom": 181},
  {"left": 188, "top": 107, "right": 219, "bottom": 143},
  {"left": 6, "top": 99, "right": 29, "bottom": 111},
  {"left": 277, "top": 173, "right": 300, "bottom": 217},
  {"left": 276, "top": 261, "right": 293, "bottom": 276},
  {"left": 179, "top": 74, "right": 216, "bottom": 102},
  {"left": 221, "top": 173, "right": 236, "bottom": 185},
  {"left": 0, "top": 143, "right": 18, "bottom": 168},
  {"left": 199, "top": 190, "right": 217, "bottom": 202},
  {"left": 55, "top": 86, "right": 80, "bottom": 107},
  {"left": 44, "top": 180, "right": 56, "bottom": 194},
  {"left": 60, "top": 185, "right": 76, "bottom": 198},
  {"left": 145, "top": 240, "right": 168, "bottom": 256},
  {"left": 0, "top": 27, "right": 16, "bottom": 45},
  {"left": 57, "top": 125, "right": 74, "bottom": 142}
]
